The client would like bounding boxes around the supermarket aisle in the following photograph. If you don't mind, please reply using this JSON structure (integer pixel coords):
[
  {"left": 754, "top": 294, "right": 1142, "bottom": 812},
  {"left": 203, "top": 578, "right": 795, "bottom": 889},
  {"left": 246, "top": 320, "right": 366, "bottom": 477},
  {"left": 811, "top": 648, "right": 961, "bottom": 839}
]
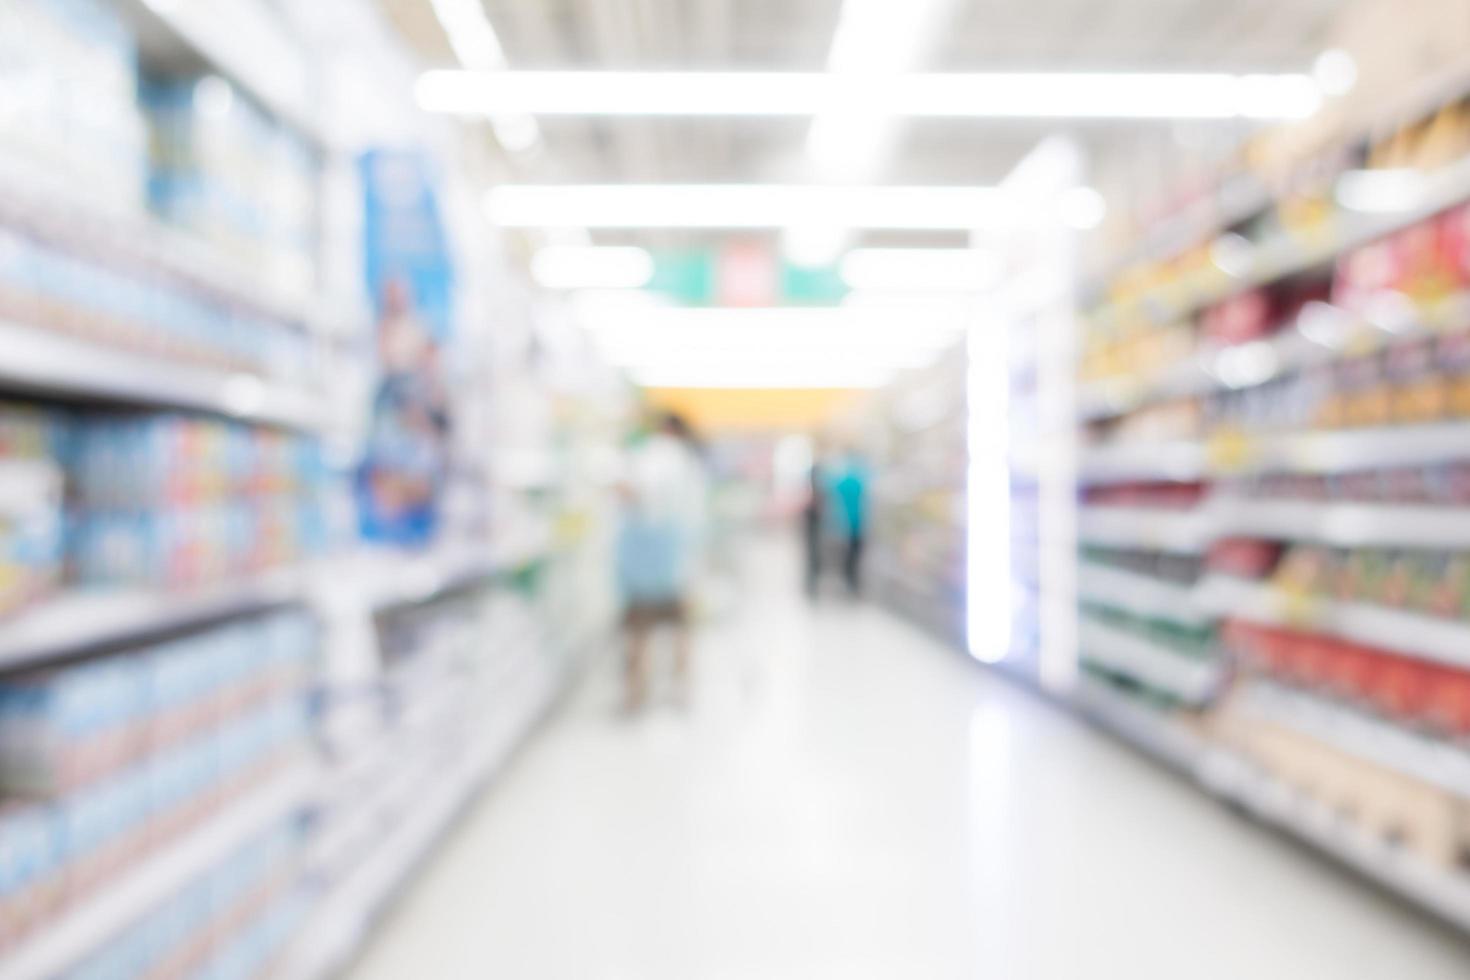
[{"left": 347, "top": 541, "right": 1470, "bottom": 980}]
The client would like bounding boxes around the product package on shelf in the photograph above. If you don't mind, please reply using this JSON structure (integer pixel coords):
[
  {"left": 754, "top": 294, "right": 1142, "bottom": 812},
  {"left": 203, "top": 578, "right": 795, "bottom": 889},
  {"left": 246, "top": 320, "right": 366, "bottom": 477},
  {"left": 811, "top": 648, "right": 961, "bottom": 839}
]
[
  {"left": 145, "top": 76, "right": 318, "bottom": 299},
  {"left": 0, "top": 608, "right": 315, "bottom": 964},
  {"left": 0, "top": 403, "right": 66, "bottom": 620},
  {"left": 0, "top": 0, "right": 149, "bottom": 212},
  {"left": 67, "top": 414, "right": 328, "bottom": 590}
]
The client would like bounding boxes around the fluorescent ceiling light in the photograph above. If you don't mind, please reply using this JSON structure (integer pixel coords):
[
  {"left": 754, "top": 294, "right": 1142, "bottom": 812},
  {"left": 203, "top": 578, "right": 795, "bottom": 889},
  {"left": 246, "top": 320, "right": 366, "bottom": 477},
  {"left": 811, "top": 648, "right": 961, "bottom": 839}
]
[
  {"left": 841, "top": 248, "right": 998, "bottom": 292},
  {"left": 630, "top": 366, "right": 895, "bottom": 390},
  {"left": 486, "top": 184, "right": 1002, "bottom": 230},
  {"left": 531, "top": 246, "right": 654, "bottom": 290},
  {"left": 418, "top": 71, "right": 1323, "bottom": 120},
  {"left": 1335, "top": 168, "right": 1427, "bottom": 213},
  {"left": 808, "top": 0, "right": 961, "bottom": 184},
  {"left": 575, "top": 305, "right": 971, "bottom": 341},
  {"left": 1058, "top": 186, "right": 1107, "bottom": 230},
  {"left": 1313, "top": 49, "right": 1358, "bottom": 97},
  {"left": 608, "top": 346, "right": 941, "bottom": 371},
  {"left": 425, "top": 0, "right": 541, "bottom": 155}
]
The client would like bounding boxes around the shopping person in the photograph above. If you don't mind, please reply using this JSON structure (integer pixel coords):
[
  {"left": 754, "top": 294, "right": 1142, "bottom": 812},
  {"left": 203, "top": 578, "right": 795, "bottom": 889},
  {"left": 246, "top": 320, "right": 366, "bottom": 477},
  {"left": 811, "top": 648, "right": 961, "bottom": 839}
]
[
  {"left": 803, "top": 454, "right": 827, "bottom": 597},
  {"left": 616, "top": 412, "right": 709, "bottom": 711},
  {"left": 830, "top": 448, "right": 870, "bottom": 596}
]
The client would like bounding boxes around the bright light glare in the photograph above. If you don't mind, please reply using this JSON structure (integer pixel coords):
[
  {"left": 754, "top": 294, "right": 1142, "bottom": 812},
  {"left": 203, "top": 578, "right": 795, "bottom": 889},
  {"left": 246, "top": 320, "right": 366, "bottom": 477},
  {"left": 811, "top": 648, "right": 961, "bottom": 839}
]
[
  {"left": 486, "top": 184, "right": 1002, "bottom": 230},
  {"left": 1210, "top": 232, "right": 1254, "bottom": 278},
  {"left": 531, "top": 246, "right": 654, "bottom": 290},
  {"left": 784, "top": 225, "right": 849, "bottom": 267},
  {"left": 1335, "top": 169, "right": 1428, "bottom": 213},
  {"left": 425, "top": 0, "right": 541, "bottom": 155},
  {"left": 809, "top": 0, "right": 960, "bottom": 182},
  {"left": 841, "top": 248, "right": 998, "bottom": 291},
  {"left": 1058, "top": 187, "right": 1107, "bottom": 230},
  {"left": 1314, "top": 49, "right": 1358, "bottom": 97},
  {"left": 631, "top": 366, "right": 895, "bottom": 389},
  {"left": 967, "top": 321, "right": 1011, "bottom": 663},
  {"left": 418, "top": 70, "right": 1323, "bottom": 120},
  {"left": 583, "top": 306, "right": 962, "bottom": 389},
  {"left": 576, "top": 304, "right": 971, "bottom": 341}
]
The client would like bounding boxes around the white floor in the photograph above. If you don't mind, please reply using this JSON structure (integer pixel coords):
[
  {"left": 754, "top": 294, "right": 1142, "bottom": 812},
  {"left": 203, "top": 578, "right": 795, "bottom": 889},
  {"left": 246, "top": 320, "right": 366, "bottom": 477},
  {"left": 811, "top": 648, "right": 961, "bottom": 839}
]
[{"left": 346, "top": 541, "right": 1470, "bottom": 980}]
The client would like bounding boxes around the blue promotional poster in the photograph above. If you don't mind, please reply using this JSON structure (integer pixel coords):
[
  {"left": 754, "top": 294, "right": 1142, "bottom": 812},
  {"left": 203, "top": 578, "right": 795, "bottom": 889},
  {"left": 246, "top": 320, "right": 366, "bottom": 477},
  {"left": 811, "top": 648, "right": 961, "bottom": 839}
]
[{"left": 356, "top": 149, "right": 455, "bottom": 547}]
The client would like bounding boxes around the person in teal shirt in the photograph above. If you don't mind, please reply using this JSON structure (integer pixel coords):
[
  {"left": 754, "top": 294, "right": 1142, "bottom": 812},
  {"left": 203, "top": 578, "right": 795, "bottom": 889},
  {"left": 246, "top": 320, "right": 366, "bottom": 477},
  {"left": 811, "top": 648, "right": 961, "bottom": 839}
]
[{"left": 827, "top": 450, "right": 869, "bottom": 596}]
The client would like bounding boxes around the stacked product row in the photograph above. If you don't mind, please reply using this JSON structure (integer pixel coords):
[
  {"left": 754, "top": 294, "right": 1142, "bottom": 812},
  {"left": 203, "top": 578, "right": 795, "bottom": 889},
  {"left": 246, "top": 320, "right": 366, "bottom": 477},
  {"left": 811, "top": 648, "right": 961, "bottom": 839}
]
[
  {"left": 0, "top": 0, "right": 320, "bottom": 382},
  {"left": 0, "top": 402, "right": 327, "bottom": 618},
  {"left": 866, "top": 358, "right": 968, "bottom": 645},
  {"left": 1076, "top": 78, "right": 1470, "bottom": 909},
  {"left": 0, "top": 609, "right": 315, "bottom": 969}
]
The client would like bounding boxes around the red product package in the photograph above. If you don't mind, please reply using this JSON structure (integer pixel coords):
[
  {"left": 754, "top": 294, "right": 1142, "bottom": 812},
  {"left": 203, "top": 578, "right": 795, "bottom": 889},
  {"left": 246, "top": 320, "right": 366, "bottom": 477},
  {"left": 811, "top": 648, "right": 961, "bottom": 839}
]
[
  {"left": 1438, "top": 203, "right": 1470, "bottom": 288},
  {"left": 1368, "top": 653, "right": 1434, "bottom": 719},
  {"left": 1332, "top": 238, "right": 1402, "bottom": 312},
  {"left": 1425, "top": 665, "right": 1470, "bottom": 735},
  {"left": 1322, "top": 641, "right": 1376, "bottom": 702},
  {"left": 1203, "top": 288, "right": 1273, "bottom": 346}
]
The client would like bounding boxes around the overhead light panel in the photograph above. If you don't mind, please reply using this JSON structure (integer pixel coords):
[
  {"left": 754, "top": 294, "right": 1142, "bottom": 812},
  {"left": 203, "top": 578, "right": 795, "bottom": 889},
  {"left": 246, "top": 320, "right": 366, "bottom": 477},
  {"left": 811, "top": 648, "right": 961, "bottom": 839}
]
[
  {"left": 808, "top": 0, "right": 961, "bottom": 183},
  {"left": 531, "top": 246, "right": 654, "bottom": 290},
  {"left": 630, "top": 365, "right": 896, "bottom": 390},
  {"left": 486, "top": 184, "right": 1002, "bottom": 230},
  {"left": 425, "top": 0, "right": 540, "bottom": 155},
  {"left": 419, "top": 70, "right": 1323, "bottom": 120},
  {"left": 840, "top": 248, "right": 999, "bottom": 292}
]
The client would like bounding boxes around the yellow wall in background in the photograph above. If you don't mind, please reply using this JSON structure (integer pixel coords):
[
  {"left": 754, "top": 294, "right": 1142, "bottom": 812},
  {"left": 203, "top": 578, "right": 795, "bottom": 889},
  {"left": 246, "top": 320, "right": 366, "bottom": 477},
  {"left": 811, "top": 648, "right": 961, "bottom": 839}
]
[{"left": 645, "top": 388, "right": 864, "bottom": 433}]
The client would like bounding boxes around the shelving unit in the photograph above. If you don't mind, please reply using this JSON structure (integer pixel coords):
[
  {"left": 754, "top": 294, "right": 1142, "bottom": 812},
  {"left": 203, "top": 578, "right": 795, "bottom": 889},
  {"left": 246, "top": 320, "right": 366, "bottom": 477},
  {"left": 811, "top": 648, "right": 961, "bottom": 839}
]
[
  {"left": 0, "top": 319, "right": 325, "bottom": 430},
  {"left": 1077, "top": 563, "right": 1209, "bottom": 626},
  {"left": 1077, "top": 506, "right": 1213, "bottom": 554},
  {"left": 1069, "top": 65, "right": 1470, "bottom": 937},
  {"left": 1078, "top": 617, "right": 1222, "bottom": 704},
  {"left": 1195, "top": 574, "right": 1470, "bottom": 671},
  {"left": 1078, "top": 682, "right": 1470, "bottom": 935},
  {"left": 2, "top": 764, "right": 315, "bottom": 980},
  {"left": 0, "top": 565, "right": 307, "bottom": 671}
]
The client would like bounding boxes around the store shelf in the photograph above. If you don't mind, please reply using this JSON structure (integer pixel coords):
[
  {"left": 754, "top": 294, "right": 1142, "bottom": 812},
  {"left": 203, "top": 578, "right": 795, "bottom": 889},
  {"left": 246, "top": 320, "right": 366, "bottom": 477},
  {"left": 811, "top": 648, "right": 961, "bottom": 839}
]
[
  {"left": 278, "top": 673, "right": 557, "bottom": 980},
  {"left": 1077, "top": 564, "right": 1209, "bottom": 626},
  {"left": 1073, "top": 675, "right": 1210, "bottom": 776},
  {"left": 112, "top": 0, "right": 326, "bottom": 147},
  {"left": 1095, "top": 154, "right": 1470, "bottom": 332},
  {"left": 0, "top": 458, "right": 60, "bottom": 518},
  {"left": 318, "top": 533, "right": 554, "bottom": 613},
  {"left": 0, "top": 565, "right": 306, "bottom": 672},
  {"left": 1194, "top": 574, "right": 1470, "bottom": 671},
  {"left": 1079, "top": 440, "right": 1208, "bottom": 484},
  {"left": 1078, "top": 506, "right": 1213, "bottom": 554},
  {"left": 1215, "top": 764, "right": 1470, "bottom": 935},
  {"left": 1227, "top": 421, "right": 1470, "bottom": 477},
  {"left": 0, "top": 150, "right": 338, "bottom": 336},
  {"left": 1076, "top": 676, "right": 1470, "bottom": 934},
  {"left": 0, "top": 319, "right": 325, "bottom": 429},
  {"left": 3, "top": 764, "right": 314, "bottom": 980},
  {"left": 1078, "top": 617, "right": 1221, "bottom": 704},
  {"left": 1239, "top": 682, "right": 1470, "bottom": 799},
  {"left": 1216, "top": 498, "right": 1470, "bottom": 549}
]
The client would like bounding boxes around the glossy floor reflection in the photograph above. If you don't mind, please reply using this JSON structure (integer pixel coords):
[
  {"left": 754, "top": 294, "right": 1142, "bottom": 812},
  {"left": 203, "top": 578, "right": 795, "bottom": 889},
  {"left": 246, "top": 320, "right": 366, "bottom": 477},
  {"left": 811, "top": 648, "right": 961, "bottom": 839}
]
[{"left": 346, "top": 540, "right": 1470, "bottom": 980}]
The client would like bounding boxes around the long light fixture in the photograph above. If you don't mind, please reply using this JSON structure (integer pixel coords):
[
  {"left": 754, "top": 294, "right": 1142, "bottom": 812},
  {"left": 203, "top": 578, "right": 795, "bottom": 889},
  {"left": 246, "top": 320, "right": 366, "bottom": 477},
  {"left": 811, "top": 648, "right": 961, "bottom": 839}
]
[
  {"left": 418, "top": 70, "right": 1324, "bottom": 121},
  {"left": 486, "top": 184, "right": 1002, "bottom": 230},
  {"left": 840, "top": 248, "right": 999, "bottom": 292},
  {"left": 630, "top": 365, "right": 896, "bottom": 390},
  {"left": 425, "top": 0, "right": 540, "bottom": 154},
  {"left": 807, "top": 0, "right": 962, "bottom": 183},
  {"left": 580, "top": 306, "right": 966, "bottom": 389},
  {"left": 576, "top": 304, "right": 971, "bottom": 340},
  {"left": 531, "top": 245, "right": 654, "bottom": 290}
]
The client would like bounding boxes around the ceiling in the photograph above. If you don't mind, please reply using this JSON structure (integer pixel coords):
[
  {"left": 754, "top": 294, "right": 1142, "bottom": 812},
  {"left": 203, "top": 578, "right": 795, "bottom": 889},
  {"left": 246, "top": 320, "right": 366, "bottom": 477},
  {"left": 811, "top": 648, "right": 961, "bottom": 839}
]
[{"left": 379, "top": 0, "right": 1348, "bottom": 249}]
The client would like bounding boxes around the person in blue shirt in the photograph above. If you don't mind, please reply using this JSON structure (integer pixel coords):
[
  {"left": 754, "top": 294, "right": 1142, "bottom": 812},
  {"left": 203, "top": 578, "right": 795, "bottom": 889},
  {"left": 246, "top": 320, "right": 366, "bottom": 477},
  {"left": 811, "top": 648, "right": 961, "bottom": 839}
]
[{"left": 828, "top": 449, "right": 869, "bottom": 596}]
